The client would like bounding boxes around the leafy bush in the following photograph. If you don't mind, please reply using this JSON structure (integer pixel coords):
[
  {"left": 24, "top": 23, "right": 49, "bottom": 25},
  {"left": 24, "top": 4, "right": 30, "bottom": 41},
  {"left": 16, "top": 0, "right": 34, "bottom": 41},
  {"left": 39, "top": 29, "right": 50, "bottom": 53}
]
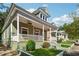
[
  {"left": 57, "top": 38, "right": 63, "bottom": 43},
  {"left": 26, "top": 40, "right": 35, "bottom": 51},
  {"left": 42, "top": 42, "right": 50, "bottom": 48},
  {"left": 31, "top": 48, "right": 51, "bottom": 56}
]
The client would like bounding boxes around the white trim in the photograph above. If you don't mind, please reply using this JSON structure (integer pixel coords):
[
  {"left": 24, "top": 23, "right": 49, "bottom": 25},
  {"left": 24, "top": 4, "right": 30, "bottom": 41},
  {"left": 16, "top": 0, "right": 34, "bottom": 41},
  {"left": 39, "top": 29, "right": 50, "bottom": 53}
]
[
  {"left": 2, "top": 7, "right": 51, "bottom": 32},
  {"left": 21, "top": 27, "right": 29, "bottom": 34},
  {"left": 55, "top": 30, "right": 57, "bottom": 40},
  {"left": 33, "top": 26, "right": 34, "bottom": 35},
  {"left": 2, "top": 8, "right": 16, "bottom": 31},
  {"left": 42, "top": 25, "right": 44, "bottom": 41},
  {"left": 49, "top": 28, "right": 51, "bottom": 42},
  {"left": 11, "top": 23, "right": 12, "bottom": 38},
  {"left": 16, "top": 8, "right": 51, "bottom": 27},
  {"left": 16, "top": 8, "right": 44, "bottom": 23},
  {"left": 18, "top": 14, "right": 42, "bottom": 26},
  {"left": 7, "top": 27, "right": 9, "bottom": 38},
  {"left": 39, "top": 9, "right": 48, "bottom": 17},
  {"left": 4, "top": 31, "right": 5, "bottom": 39},
  {"left": 17, "top": 14, "right": 20, "bottom": 42}
]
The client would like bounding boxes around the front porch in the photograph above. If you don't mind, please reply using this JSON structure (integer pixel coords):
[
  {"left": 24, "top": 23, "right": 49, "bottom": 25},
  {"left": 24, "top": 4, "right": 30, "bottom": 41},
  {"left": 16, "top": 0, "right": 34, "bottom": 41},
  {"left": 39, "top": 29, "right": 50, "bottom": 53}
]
[{"left": 11, "top": 14, "right": 52, "bottom": 42}]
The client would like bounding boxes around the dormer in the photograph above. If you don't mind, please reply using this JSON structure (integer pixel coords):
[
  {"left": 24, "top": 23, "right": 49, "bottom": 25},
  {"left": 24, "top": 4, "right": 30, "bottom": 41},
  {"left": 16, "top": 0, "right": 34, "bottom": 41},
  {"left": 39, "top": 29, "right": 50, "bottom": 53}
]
[{"left": 33, "top": 7, "right": 50, "bottom": 21}]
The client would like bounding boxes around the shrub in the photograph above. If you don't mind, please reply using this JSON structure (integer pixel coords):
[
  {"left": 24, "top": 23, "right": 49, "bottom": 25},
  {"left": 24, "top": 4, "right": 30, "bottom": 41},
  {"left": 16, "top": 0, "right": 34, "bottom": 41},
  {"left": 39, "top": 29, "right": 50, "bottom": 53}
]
[
  {"left": 26, "top": 40, "right": 35, "bottom": 51},
  {"left": 57, "top": 38, "right": 63, "bottom": 43},
  {"left": 42, "top": 42, "right": 50, "bottom": 48},
  {"left": 31, "top": 48, "right": 51, "bottom": 56}
]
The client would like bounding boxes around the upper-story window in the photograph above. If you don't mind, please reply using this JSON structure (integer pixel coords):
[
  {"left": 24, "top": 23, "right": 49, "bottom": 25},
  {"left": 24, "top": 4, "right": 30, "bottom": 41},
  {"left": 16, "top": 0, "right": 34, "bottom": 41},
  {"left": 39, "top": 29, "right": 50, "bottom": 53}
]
[
  {"left": 39, "top": 13, "right": 47, "bottom": 21},
  {"left": 43, "top": 15, "right": 44, "bottom": 20},
  {"left": 40, "top": 14, "right": 42, "bottom": 18}
]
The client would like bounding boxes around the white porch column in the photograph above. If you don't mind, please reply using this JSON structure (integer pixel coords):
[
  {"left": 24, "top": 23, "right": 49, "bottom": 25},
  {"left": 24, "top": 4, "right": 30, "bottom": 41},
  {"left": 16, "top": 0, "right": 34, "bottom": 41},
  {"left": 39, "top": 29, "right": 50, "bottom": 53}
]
[
  {"left": 49, "top": 28, "right": 52, "bottom": 42},
  {"left": 4, "top": 32, "right": 5, "bottom": 40},
  {"left": 17, "top": 14, "right": 20, "bottom": 42},
  {"left": 3, "top": 32, "right": 5, "bottom": 45},
  {"left": 42, "top": 25, "right": 45, "bottom": 42},
  {"left": 55, "top": 30, "right": 58, "bottom": 40},
  {"left": 11, "top": 23, "right": 12, "bottom": 39},
  {"left": 7, "top": 27, "right": 9, "bottom": 39}
]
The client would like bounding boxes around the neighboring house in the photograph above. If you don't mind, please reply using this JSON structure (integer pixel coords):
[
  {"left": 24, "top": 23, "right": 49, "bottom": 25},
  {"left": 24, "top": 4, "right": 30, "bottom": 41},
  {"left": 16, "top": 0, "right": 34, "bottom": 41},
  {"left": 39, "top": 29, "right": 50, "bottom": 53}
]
[
  {"left": 51, "top": 30, "right": 68, "bottom": 41},
  {"left": 1, "top": 3, "right": 57, "bottom": 49}
]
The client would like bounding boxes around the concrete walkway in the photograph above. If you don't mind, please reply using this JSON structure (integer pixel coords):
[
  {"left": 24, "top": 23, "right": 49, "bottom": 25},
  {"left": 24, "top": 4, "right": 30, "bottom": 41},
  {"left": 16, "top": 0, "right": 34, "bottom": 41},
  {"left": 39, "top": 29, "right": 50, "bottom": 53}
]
[
  {"left": 64, "top": 45, "right": 79, "bottom": 56},
  {"left": 69, "top": 45, "right": 79, "bottom": 52}
]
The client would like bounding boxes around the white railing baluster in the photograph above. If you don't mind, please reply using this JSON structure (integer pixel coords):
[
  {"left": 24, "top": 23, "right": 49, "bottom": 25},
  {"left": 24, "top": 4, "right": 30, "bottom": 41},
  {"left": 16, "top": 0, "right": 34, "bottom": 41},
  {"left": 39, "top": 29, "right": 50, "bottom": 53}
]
[{"left": 19, "top": 34, "right": 43, "bottom": 42}]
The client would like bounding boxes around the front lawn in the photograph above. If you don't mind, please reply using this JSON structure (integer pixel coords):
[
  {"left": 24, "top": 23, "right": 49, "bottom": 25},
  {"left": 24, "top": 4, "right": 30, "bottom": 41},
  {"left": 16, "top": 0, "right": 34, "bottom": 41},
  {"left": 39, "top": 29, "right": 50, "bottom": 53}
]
[
  {"left": 61, "top": 44, "right": 71, "bottom": 48},
  {"left": 61, "top": 40, "right": 73, "bottom": 48},
  {"left": 30, "top": 48, "right": 62, "bottom": 56}
]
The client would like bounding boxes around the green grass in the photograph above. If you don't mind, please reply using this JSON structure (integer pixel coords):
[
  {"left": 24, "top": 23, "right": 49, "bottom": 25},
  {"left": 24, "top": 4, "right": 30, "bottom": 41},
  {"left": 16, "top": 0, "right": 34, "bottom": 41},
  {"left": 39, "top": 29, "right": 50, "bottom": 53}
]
[
  {"left": 61, "top": 40, "right": 73, "bottom": 44},
  {"left": 61, "top": 40, "right": 73, "bottom": 48},
  {"left": 61, "top": 44, "right": 71, "bottom": 48},
  {"left": 30, "top": 48, "right": 62, "bottom": 56},
  {"left": 48, "top": 48, "right": 62, "bottom": 55}
]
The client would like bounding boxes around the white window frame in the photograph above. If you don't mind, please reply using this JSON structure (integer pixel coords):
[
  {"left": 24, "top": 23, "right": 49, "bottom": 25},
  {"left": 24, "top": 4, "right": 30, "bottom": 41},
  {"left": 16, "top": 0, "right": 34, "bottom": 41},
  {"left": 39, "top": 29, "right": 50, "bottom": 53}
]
[
  {"left": 21, "top": 27, "right": 29, "bottom": 34},
  {"left": 34, "top": 28, "right": 40, "bottom": 35}
]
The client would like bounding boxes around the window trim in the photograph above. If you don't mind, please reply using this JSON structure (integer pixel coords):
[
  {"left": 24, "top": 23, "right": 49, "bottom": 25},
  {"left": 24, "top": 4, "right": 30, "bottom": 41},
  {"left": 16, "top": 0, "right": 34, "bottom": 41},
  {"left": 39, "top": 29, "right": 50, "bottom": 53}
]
[
  {"left": 34, "top": 28, "right": 40, "bottom": 35},
  {"left": 21, "top": 27, "right": 29, "bottom": 34}
]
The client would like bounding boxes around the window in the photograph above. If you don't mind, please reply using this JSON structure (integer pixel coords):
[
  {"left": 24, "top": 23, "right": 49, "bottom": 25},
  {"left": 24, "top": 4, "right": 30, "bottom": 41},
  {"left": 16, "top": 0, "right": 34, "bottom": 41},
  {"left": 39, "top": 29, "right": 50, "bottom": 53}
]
[
  {"left": 51, "top": 32, "right": 56, "bottom": 37},
  {"left": 43, "top": 16, "right": 44, "bottom": 20},
  {"left": 21, "top": 27, "right": 28, "bottom": 34},
  {"left": 40, "top": 14, "right": 42, "bottom": 18},
  {"left": 34, "top": 29, "right": 40, "bottom": 35}
]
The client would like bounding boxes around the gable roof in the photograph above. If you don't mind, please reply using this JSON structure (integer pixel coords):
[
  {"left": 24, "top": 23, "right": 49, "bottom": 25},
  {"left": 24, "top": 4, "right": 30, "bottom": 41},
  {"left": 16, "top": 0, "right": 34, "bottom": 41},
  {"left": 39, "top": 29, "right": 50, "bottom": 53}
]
[
  {"left": 2, "top": 3, "right": 57, "bottom": 32},
  {"left": 33, "top": 7, "right": 50, "bottom": 17}
]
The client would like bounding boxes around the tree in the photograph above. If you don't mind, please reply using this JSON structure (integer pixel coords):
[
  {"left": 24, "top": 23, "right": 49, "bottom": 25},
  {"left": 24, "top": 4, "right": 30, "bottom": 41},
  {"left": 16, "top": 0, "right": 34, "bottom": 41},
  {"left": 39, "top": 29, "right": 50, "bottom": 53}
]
[
  {"left": 0, "top": 3, "right": 9, "bottom": 43},
  {"left": 58, "top": 26, "right": 63, "bottom": 31},
  {"left": 61, "top": 18, "right": 79, "bottom": 40},
  {"left": 0, "top": 3, "right": 9, "bottom": 32}
]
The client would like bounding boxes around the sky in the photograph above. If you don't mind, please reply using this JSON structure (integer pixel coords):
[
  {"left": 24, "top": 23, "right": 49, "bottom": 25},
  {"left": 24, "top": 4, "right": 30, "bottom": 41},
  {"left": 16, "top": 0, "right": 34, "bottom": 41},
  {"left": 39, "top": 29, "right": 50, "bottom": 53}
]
[{"left": 3, "top": 3, "right": 79, "bottom": 27}]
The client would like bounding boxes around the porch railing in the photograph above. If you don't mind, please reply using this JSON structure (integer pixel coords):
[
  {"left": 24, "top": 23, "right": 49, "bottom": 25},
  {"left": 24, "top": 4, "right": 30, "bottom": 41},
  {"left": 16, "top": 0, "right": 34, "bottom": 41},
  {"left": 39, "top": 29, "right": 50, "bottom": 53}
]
[{"left": 19, "top": 34, "right": 43, "bottom": 41}]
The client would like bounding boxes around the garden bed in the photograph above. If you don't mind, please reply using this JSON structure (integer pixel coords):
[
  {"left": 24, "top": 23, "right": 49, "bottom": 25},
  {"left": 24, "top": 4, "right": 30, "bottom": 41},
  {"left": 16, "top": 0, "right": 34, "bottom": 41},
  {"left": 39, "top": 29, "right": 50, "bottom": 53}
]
[
  {"left": 19, "top": 40, "right": 62, "bottom": 56},
  {"left": 30, "top": 48, "right": 62, "bottom": 56}
]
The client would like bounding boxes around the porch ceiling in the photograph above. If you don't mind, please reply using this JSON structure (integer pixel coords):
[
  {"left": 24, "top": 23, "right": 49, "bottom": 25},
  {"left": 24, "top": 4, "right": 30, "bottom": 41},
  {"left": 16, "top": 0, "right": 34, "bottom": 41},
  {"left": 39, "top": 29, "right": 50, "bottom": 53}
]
[{"left": 19, "top": 16, "right": 50, "bottom": 30}]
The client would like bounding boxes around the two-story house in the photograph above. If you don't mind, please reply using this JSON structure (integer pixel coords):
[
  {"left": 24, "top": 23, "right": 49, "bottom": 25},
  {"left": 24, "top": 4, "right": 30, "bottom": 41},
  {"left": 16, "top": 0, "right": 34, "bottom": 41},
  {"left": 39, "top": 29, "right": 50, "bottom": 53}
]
[{"left": 1, "top": 3, "right": 57, "bottom": 49}]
